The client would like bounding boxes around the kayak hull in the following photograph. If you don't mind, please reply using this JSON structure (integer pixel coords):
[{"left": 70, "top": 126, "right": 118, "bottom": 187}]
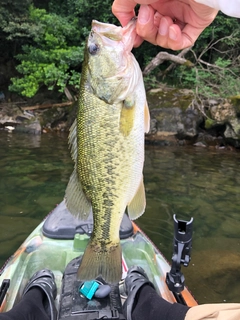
[{"left": 0, "top": 201, "right": 197, "bottom": 313}]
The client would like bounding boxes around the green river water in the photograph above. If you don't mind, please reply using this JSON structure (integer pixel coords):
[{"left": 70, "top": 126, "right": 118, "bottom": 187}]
[{"left": 1, "top": 131, "right": 240, "bottom": 304}]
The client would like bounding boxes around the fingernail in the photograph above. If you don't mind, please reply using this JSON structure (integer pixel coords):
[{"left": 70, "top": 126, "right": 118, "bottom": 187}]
[
  {"left": 169, "top": 26, "right": 177, "bottom": 40},
  {"left": 159, "top": 17, "right": 168, "bottom": 36},
  {"left": 154, "top": 12, "right": 161, "bottom": 27},
  {"left": 138, "top": 5, "right": 151, "bottom": 24}
]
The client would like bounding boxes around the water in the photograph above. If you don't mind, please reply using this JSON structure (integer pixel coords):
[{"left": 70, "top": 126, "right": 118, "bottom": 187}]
[{"left": 1, "top": 131, "right": 240, "bottom": 304}]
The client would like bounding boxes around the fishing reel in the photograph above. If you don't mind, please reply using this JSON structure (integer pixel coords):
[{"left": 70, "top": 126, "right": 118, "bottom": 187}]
[{"left": 166, "top": 214, "right": 193, "bottom": 298}]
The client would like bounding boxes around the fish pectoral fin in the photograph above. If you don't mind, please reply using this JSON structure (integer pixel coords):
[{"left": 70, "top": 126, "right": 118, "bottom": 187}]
[
  {"left": 65, "top": 168, "right": 91, "bottom": 220},
  {"left": 127, "top": 176, "right": 146, "bottom": 220},
  {"left": 119, "top": 98, "right": 135, "bottom": 137},
  {"left": 144, "top": 101, "right": 150, "bottom": 133},
  {"left": 68, "top": 119, "right": 77, "bottom": 162}
]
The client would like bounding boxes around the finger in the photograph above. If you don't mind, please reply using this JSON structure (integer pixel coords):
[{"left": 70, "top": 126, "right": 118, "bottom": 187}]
[
  {"left": 112, "top": 0, "right": 137, "bottom": 26},
  {"left": 153, "top": 16, "right": 199, "bottom": 50},
  {"left": 133, "top": 35, "right": 145, "bottom": 48},
  {"left": 147, "top": 14, "right": 182, "bottom": 49},
  {"left": 156, "top": 15, "right": 175, "bottom": 48},
  {"left": 136, "top": 5, "right": 158, "bottom": 45},
  {"left": 112, "top": 0, "right": 145, "bottom": 47},
  {"left": 157, "top": 23, "right": 205, "bottom": 50},
  {"left": 177, "top": 24, "right": 204, "bottom": 49},
  {"left": 166, "top": 24, "right": 191, "bottom": 50}
]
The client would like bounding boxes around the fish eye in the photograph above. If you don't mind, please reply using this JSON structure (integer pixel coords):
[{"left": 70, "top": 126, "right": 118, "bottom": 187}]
[{"left": 88, "top": 43, "right": 99, "bottom": 55}]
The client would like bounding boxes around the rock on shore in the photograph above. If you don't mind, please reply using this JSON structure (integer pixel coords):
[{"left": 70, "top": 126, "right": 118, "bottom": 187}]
[{"left": 1, "top": 87, "right": 240, "bottom": 149}]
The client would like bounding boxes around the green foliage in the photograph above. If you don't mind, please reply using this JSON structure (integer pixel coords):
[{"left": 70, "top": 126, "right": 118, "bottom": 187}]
[
  {"left": 9, "top": 6, "right": 84, "bottom": 97},
  {"left": 0, "top": 0, "right": 36, "bottom": 59},
  {"left": 3, "top": 0, "right": 240, "bottom": 100},
  {"left": 48, "top": 0, "right": 118, "bottom": 24},
  {"left": 8, "top": 0, "right": 125, "bottom": 98},
  {"left": 177, "top": 58, "right": 240, "bottom": 99},
  {"left": 194, "top": 13, "right": 240, "bottom": 54},
  {"left": 177, "top": 67, "right": 196, "bottom": 88},
  {"left": 143, "top": 74, "right": 161, "bottom": 91},
  {"left": 170, "top": 14, "right": 240, "bottom": 99},
  {"left": 205, "top": 118, "right": 216, "bottom": 129},
  {"left": 0, "top": 0, "right": 32, "bottom": 27}
]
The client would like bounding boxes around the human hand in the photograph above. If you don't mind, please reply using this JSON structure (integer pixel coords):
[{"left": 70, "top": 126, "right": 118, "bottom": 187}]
[{"left": 112, "top": 0, "right": 218, "bottom": 50}]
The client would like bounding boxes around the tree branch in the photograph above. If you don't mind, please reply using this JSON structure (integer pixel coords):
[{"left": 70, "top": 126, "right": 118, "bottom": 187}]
[{"left": 143, "top": 47, "right": 194, "bottom": 76}]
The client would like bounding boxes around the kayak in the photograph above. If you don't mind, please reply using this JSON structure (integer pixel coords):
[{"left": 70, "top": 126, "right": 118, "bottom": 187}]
[{"left": 0, "top": 200, "right": 197, "bottom": 316}]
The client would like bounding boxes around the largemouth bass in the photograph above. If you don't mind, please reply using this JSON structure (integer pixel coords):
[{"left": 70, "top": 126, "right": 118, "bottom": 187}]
[{"left": 65, "top": 18, "right": 150, "bottom": 284}]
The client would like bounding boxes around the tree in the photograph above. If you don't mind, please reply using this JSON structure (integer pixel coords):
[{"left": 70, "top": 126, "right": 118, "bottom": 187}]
[
  {"left": 8, "top": 0, "right": 122, "bottom": 99},
  {"left": 5, "top": 2, "right": 240, "bottom": 101},
  {"left": 9, "top": 6, "right": 84, "bottom": 99},
  {"left": 0, "top": 0, "right": 35, "bottom": 59},
  {"left": 143, "top": 13, "right": 240, "bottom": 99}
]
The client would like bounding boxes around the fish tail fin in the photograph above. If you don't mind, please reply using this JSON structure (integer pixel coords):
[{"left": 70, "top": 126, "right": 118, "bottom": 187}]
[{"left": 77, "top": 242, "right": 122, "bottom": 284}]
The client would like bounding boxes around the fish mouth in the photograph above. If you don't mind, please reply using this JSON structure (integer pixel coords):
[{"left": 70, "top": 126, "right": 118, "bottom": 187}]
[{"left": 91, "top": 19, "right": 137, "bottom": 52}]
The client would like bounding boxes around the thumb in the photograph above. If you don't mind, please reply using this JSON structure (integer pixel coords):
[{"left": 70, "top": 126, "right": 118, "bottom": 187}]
[{"left": 112, "top": 0, "right": 137, "bottom": 26}]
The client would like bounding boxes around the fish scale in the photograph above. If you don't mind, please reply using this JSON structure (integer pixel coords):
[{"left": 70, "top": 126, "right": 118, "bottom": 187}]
[{"left": 65, "top": 19, "right": 150, "bottom": 283}]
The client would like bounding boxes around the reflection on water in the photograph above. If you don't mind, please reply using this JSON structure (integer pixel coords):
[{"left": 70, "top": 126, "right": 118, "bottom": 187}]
[
  {"left": 141, "top": 146, "right": 240, "bottom": 303},
  {"left": 0, "top": 131, "right": 73, "bottom": 269},
  {"left": 1, "top": 131, "right": 240, "bottom": 304}
]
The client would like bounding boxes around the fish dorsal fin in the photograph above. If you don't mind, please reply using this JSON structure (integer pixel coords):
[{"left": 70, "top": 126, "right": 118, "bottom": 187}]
[
  {"left": 69, "top": 119, "right": 77, "bottom": 162},
  {"left": 65, "top": 168, "right": 92, "bottom": 220},
  {"left": 127, "top": 175, "right": 146, "bottom": 220},
  {"left": 144, "top": 101, "right": 150, "bottom": 133}
]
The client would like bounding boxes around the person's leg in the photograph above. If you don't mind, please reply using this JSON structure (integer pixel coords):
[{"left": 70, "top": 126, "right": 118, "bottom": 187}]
[
  {"left": 0, "top": 288, "right": 50, "bottom": 320},
  {"left": 123, "top": 266, "right": 190, "bottom": 320},
  {"left": 131, "top": 285, "right": 189, "bottom": 320},
  {"left": 0, "top": 269, "right": 57, "bottom": 320}
]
